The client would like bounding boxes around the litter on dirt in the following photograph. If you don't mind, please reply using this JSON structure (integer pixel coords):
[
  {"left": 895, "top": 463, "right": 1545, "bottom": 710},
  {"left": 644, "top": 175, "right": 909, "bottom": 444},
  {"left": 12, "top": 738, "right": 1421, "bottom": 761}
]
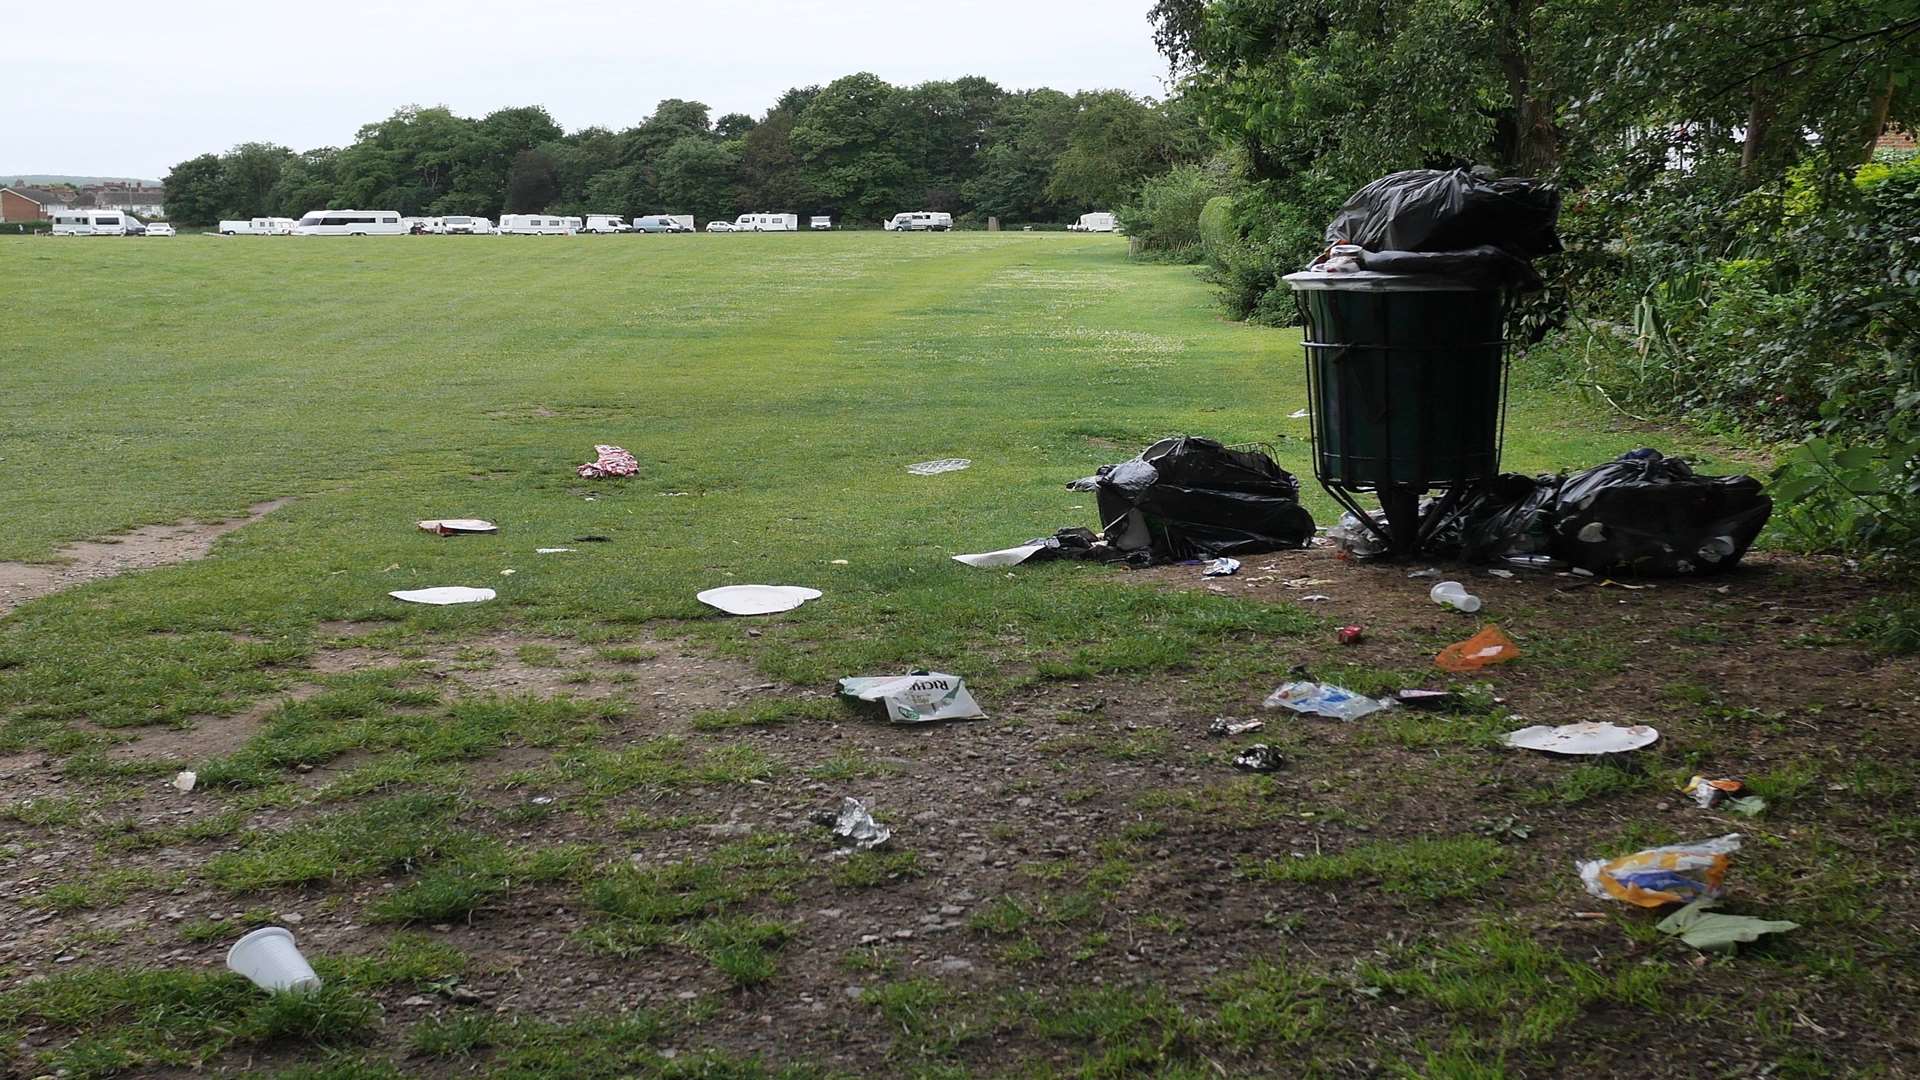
[
  {"left": 1655, "top": 900, "right": 1797, "bottom": 952},
  {"left": 697, "top": 585, "right": 821, "bottom": 616},
  {"left": 1394, "top": 689, "right": 1459, "bottom": 709},
  {"left": 1684, "top": 776, "right": 1744, "bottom": 809},
  {"left": 1232, "top": 744, "right": 1285, "bottom": 772},
  {"left": 907, "top": 458, "right": 972, "bottom": 476},
  {"left": 390, "top": 586, "right": 497, "bottom": 605},
  {"left": 828, "top": 797, "right": 892, "bottom": 850},
  {"left": 838, "top": 672, "right": 986, "bottom": 724},
  {"left": 1503, "top": 721, "right": 1658, "bottom": 755},
  {"left": 1336, "top": 625, "right": 1365, "bottom": 645},
  {"left": 1725, "top": 795, "right": 1767, "bottom": 817},
  {"left": 1204, "top": 557, "right": 1241, "bottom": 577},
  {"left": 172, "top": 770, "right": 196, "bottom": 793},
  {"left": 1300, "top": 594, "right": 1332, "bottom": 602},
  {"left": 1578, "top": 833, "right": 1741, "bottom": 907},
  {"left": 1262, "top": 680, "right": 1393, "bottom": 720},
  {"left": 417, "top": 519, "right": 498, "bottom": 536},
  {"left": 1207, "top": 718, "right": 1264, "bottom": 738},
  {"left": 577, "top": 445, "right": 639, "bottom": 479},
  {"left": 1435, "top": 625, "right": 1520, "bottom": 671}
]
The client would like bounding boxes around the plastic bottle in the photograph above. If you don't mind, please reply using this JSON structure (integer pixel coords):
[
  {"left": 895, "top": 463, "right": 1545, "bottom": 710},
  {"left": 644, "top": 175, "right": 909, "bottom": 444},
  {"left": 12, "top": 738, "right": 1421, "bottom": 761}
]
[{"left": 1429, "top": 581, "right": 1482, "bottom": 613}]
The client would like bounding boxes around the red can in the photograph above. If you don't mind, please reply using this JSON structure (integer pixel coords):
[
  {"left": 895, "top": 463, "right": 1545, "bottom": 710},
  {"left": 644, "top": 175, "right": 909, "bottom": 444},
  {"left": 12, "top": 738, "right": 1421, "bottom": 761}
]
[{"left": 1336, "top": 625, "right": 1365, "bottom": 645}]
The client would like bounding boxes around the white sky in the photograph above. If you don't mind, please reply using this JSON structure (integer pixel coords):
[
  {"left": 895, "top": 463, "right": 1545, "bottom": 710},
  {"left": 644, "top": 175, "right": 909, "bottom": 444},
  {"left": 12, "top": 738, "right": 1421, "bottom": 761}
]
[{"left": 10, "top": 0, "right": 1172, "bottom": 181}]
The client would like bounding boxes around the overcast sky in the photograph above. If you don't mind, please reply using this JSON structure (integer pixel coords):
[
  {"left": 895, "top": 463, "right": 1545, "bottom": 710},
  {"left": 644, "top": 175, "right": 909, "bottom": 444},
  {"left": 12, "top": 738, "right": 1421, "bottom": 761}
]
[{"left": 10, "top": 0, "right": 1172, "bottom": 181}]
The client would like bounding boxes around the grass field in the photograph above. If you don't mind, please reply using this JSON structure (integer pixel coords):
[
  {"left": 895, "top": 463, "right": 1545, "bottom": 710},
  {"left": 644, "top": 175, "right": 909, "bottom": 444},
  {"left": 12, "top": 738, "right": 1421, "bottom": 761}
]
[{"left": 1, "top": 233, "right": 1915, "bottom": 1078}]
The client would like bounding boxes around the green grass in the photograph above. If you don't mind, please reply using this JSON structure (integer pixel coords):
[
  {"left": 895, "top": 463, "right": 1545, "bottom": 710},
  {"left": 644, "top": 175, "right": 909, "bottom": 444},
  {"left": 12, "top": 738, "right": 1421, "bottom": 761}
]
[{"left": 1247, "top": 836, "right": 1511, "bottom": 901}]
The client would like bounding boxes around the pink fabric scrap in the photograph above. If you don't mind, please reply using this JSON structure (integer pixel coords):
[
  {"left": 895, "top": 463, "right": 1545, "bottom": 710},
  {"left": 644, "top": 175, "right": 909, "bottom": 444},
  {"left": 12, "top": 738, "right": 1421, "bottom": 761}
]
[{"left": 577, "top": 445, "right": 639, "bottom": 479}]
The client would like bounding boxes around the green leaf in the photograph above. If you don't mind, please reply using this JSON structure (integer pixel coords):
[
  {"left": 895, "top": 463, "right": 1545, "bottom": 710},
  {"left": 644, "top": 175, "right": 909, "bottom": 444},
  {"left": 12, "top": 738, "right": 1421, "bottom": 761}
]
[
  {"left": 1655, "top": 900, "right": 1797, "bottom": 952},
  {"left": 1725, "top": 796, "right": 1766, "bottom": 817}
]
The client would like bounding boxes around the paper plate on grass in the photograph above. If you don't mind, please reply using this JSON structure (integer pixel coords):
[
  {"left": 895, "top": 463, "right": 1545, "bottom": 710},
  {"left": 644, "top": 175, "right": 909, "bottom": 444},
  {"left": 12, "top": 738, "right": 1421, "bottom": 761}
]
[
  {"left": 1502, "top": 722, "right": 1657, "bottom": 755},
  {"left": 390, "top": 586, "right": 496, "bottom": 606},
  {"left": 417, "top": 519, "right": 497, "bottom": 535},
  {"left": 696, "top": 585, "right": 821, "bottom": 616}
]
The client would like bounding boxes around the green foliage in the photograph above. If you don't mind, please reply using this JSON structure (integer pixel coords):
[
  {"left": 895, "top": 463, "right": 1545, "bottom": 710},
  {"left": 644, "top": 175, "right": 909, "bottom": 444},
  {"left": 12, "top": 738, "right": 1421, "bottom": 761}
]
[{"left": 1118, "top": 156, "right": 1238, "bottom": 259}]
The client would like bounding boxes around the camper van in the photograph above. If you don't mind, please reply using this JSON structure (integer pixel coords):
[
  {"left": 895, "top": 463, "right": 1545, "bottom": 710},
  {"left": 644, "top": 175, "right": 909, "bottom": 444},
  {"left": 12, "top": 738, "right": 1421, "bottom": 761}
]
[
  {"left": 291, "top": 211, "right": 402, "bottom": 236},
  {"left": 217, "top": 217, "right": 297, "bottom": 235},
  {"left": 584, "top": 215, "right": 629, "bottom": 233},
  {"left": 1069, "top": 212, "right": 1118, "bottom": 233},
  {"left": 496, "top": 215, "right": 573, "bottom": 235},
  {"left": 732, "top": 213, "right": 799, "bottom": 232},
  {"left": 884, "top": 211, "right": 953, "bottom": 232},
  {"left": 442, "top": 215, "right": 491, "bottom": 234},
  {"left": 810, "top": 216, "right": 832, "bottom": 230},
  {"left": 51, "top": 211, "right": 130, "bottom": 236}
]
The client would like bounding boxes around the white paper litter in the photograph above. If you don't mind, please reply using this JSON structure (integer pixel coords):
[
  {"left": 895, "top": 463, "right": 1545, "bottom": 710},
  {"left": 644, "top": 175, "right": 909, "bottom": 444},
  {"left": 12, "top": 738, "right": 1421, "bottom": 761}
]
[
  {"left": 417, "top": 519, "right": 497, "bottom": 535},
  {"left": 907, "top": 458, "right": 973, "bottom": 476},
  {"left": 832, "top": 797, "right": 892, "bottom": 849},
  {"left": 1203, "top": 557, "right": 1241, "bottom": 577},
  {"left": 390, "top": 587, "right": 497, "bottom": 605},
  {"left": 696, "top": 584, "right": 822, "bottom": 616},
  {"left": 839, "top": 672, "right": 986, "bottom": 724},
  {"left": 172, "top": 770, "right": 197, "bottom": 793},
  {"left": 952, "top": 544, "right": 1045, "bottom": 568},
  {"left": 1289, "top": 409, "right": 1310, "bottom": 419},
  {"left": 1502, "top": 722, "right": 1659, "bottom": 755},
  {"left": 535, "top": 547, "right": 574, "bottom": 554}
]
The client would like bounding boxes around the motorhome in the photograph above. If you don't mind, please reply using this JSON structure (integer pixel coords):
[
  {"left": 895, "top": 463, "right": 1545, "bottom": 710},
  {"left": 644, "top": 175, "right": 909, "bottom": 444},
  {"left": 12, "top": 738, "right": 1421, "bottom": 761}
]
[
  {"left": 884, "top": 211, "right": 953, "bottom": 232},
  {"left": 496, "top": 214, "right": 573, "bottom": 235},
  {"left": 584, "top": 215, "right": 630, "bottom": 233},
  {"left": 732, "top": 212, "right": 799, "bottom": 232},
  {"left": 1069, "top": 212, "right": 1118, "bottom": 233},
  {"left": 218, "top": 217, "right": 298, "bottom": 235},
  {"left": 51, "top": 211, "right": 130, "bottom": 236},
  {"left": 810, "top": 216, "right": 832, "bottom": 230},
  {"left": 442, "top": 215, "right": 491, "bottom": 234},
  {"left": 291, "top": 210, "right": 405, "bottom": 236}
]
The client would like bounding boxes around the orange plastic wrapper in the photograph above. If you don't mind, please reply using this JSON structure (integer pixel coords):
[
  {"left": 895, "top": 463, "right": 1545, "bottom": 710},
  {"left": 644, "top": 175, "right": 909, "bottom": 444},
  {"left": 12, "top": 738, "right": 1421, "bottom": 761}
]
[
  {"left": 1434, "top": 625, "right": 1520, "bottom": 672},
  {"left": 1578, "top": 834, "right": 1741, "bottom": 907}
]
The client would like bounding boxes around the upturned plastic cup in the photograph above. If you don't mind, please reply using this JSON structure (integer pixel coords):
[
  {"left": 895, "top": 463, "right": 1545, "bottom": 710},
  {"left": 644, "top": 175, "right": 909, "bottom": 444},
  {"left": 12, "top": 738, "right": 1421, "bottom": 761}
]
[
  {"left": 227, "top": 927, "right": 322, "bottom": 994},
  {"left": 1429, "top": 581, "right": 1483, "bottom": 613}
]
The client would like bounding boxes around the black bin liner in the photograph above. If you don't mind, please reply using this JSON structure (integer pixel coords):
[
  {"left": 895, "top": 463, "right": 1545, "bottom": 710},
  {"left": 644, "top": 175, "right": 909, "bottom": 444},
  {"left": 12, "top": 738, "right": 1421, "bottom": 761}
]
[
  {"left": 1325, "top": 168, "right": 1562, "bottom": 260},
  {"left": 1357, "top": 245, "right": 1544, "bottom": 290},
  {"left": 1428, "top": 473, "right": 1563, "bottom": 564},
  {"left": 1550, "top": 451, "right": 1772, "bottom": 575},
  {"left": 1070, "top": 437, "right": 1316, "bottom": 560}
]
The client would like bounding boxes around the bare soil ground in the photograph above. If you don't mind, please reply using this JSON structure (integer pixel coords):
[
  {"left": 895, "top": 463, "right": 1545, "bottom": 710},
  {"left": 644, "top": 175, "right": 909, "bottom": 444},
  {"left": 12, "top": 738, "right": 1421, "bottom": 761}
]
[{"left": 0, "top": 500, "right": 289, "bottom": 617}]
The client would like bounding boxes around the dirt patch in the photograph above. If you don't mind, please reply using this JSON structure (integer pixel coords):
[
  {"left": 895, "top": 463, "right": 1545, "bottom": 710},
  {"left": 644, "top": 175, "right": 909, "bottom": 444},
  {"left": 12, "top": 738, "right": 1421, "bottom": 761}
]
[
  {"left": 103, "top": 686, "right": 323, "bottom": 764},
  {"left": 0, "top": 499, "right": 289, "bottom": 617}
]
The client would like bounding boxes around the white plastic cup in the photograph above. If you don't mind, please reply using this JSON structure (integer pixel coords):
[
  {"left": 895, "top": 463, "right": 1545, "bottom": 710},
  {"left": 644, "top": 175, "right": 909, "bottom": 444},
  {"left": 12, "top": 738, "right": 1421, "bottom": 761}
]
[
  {"left": 227, "top": 927, "right": 322, "bottom": 994},
  {"left": 1429, "top": 581, "right": 1483, "bottom": 613}
]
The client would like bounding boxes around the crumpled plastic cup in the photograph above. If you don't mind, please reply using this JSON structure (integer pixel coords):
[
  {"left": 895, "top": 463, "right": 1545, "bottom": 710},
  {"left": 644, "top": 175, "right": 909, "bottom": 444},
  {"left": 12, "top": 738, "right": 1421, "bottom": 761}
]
[
  {"left": 1429, "top": 581, "right": 1482, "bottom": 612},
  {"left": 227, "top": 926, "right": 322, "bottom": 994}
]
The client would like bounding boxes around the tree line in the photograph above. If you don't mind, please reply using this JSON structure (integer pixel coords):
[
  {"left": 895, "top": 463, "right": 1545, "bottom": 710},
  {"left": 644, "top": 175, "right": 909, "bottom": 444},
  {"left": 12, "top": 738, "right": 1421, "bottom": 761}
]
[{"left": 163, "top": 73, "right": 1205, "bottom": 227}]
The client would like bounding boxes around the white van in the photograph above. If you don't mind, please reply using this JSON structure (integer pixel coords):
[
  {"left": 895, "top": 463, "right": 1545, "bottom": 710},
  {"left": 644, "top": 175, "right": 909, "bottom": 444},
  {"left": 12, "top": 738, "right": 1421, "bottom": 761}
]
[
  {"left": 1069, "top": 212, "right": 1118, "bottom": 233},
  {"left": 51, "top": 211, "right": 130, "bottom": 236},
  {"left": 292, "top": 210, "right": 405, "bottom": 236},
  {"left": 884, "top": 211, "right": 953, "bottom": 232},
  {"left": 632, "top": 214, "right": 693, "bottom": 233},
  {"left": 732, "top": 213, "right": 799, "bottom": 232},
  {"left": 584, "top": 215, "right": 629, "bottom": 233},
  {"left": 810, "top": 216, "right": 832, "bottom": 230},
  {"left": 442, "top": 215, "right": 490, "bottom": 234},
  {"left": 497, "top": 214, "right": 573, "bottom": 235}
]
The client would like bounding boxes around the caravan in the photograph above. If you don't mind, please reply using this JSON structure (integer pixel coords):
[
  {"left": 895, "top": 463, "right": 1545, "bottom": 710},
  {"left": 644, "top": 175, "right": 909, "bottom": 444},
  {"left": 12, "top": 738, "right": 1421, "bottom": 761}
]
[
  {"left": 51, "top": 211, "right": 130, "bottom": 235},
  {"left": 884, "top": 211, "right": 953, "bottom": 232},
  {"left": 496, "top": 215, "right": 573, "bottom": 235},
  {"left": 1068, "top": 212, "right": 1118, "bottom": 233},
  {"left": 292, "top": 211, "right": 403, "bottom": 236},
  {"left": 218, "top": 217, "right": 297, "bottom": 235},
  {"left": 732, "top": 213, "right": 799, "bottom": 232}
]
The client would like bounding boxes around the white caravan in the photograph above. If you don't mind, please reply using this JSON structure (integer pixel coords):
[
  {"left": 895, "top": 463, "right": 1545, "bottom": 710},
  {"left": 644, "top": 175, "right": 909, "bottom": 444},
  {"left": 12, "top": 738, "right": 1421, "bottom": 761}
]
[
  {"left": 1069, "top": 212, "right": 1118, "bottom": 233},
  {"left": 584, "top": 214, "right": 629, "bottom": 233},
  {"left": 884, "top": 211, "right": 953, "bottom": 232},
  {"left": 732, "top": 212, "right": 799, "bottom": 232},
  {"left": 442, "top": 215, "right": 491, "bottom": 234},
  {"left": 496, "top": 214, "right": 573, "bottom": 235},
  {"left": 560, "top": 216, "right": 583, "bottom": 234},
  {"left": 218, "top": 217, "right": 298, "bottom": 235},
  {"left": 292, "top": 210, "right": 405, "bottom": 235},
  {"left": 51, "top": 211, "right": 130, "bottom": 235},
  {"left": 810, "top": 216, "right": 832, "bottom": 230}
]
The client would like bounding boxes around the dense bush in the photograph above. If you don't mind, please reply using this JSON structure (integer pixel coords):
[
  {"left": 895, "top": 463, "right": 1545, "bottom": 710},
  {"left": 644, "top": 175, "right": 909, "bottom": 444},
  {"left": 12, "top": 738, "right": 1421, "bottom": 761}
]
[
  {"left": 0, "top": 220, "right": 50, "bottom": 234},
  {"left": 1117, "top": 156, "right": 1238, "bottom": 260}
]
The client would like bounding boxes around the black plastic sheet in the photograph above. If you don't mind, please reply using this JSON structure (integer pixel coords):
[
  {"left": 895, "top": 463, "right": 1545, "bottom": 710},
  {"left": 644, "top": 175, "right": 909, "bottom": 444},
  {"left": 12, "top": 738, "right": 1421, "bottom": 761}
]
[
  {"left": 1428, "top": 473, "right": 1563, "bottom": 565},
  {"left": 1325, "top": 169, "right": 1562, "bottom": 260},
  {"left": 1071, "top": 437, "right": 1317, "bottom": 561}
]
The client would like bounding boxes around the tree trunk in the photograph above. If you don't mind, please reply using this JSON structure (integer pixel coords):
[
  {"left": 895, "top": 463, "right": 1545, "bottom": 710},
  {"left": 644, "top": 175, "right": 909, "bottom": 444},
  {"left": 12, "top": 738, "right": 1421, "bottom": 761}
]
[
  {"left": 1496, "top": 0, "right": 1558, "bottom": 174},
  {"left": 1741, "top": 89, "right": 1777, "bottom": 182},
  {"left": 1858, "top": 71, "right": 1896, "bottom": 165}
]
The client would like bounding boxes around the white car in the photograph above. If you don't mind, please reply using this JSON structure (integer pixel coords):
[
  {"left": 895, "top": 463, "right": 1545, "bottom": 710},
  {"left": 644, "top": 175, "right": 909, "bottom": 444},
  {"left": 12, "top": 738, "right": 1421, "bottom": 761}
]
[
  {"left": 705, "top": 221, "right": 735, "bottom": 233},
  {"left": 144, "top": 222, "right": 176, "bottom": 237}
]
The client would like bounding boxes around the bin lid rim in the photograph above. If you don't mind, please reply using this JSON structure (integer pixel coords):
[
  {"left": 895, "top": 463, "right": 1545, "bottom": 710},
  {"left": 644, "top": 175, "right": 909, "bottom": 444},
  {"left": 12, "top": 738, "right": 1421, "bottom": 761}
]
[{"left": 1283, "top": 270, "right": 1485, "bottom": 293}]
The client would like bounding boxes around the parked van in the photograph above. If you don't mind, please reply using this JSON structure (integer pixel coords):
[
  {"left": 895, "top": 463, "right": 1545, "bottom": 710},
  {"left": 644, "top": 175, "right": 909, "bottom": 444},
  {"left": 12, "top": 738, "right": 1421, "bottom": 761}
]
[
  {"left": 51, "top": 211, "right": 130, "bottom": 235},
  {"left": 632, "top": 214, "right": 693, "bottom": 233},
  {"left": 810, "top": 216, "right": 832, "bottom": 230},
  {"left": 442, "top": 215, "right": 491, "bottom": 234},
  {"left": 496, "top": 214, "right": 573, "bottom": 235},
  {"left": 1069, "top": 212, "right": 1118, "bottom": 233},
  {"left": 584, "top": 214, "right": 629, "bottom": 233},
  {"left": 884, "top": 211, "right": 953, "bottom": 232},
  {"left": 292, "top": 210, "right": 405, "bottom": 236},
  {"left": 732, "top": 213, "right": 799, "bottom": 232}
]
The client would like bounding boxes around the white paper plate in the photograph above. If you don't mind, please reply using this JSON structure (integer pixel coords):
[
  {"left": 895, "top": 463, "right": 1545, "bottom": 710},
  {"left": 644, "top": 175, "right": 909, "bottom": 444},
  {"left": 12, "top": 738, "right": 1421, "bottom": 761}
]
[
  {"left": 907, "top": 458, "right": 972, "bottom": 476},
  {"left": 1502, "top": 722, "right": 1658, "bottom": 755},
  {"left": 952, "top": 544, "right": 1044, "bottom": 568},
  {"left": 696, "top": 584, "right": 821, "bottom": 616},
  {"left": 418, "top": 519, "right": 497, "bottom": 534},
  {"left": 390, "top": 586, "right": 497, "bottom": 605}
]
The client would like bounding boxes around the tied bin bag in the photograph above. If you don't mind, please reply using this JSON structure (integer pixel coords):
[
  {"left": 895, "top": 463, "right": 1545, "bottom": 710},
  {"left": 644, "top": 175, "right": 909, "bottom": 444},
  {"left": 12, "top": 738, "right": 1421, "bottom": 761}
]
[
  {"left": 1070, "top": 437, "right": 1316, "bottom": 561},
  {"left": 1551, "top": 451, "right": 1771, "bottom": 576}
]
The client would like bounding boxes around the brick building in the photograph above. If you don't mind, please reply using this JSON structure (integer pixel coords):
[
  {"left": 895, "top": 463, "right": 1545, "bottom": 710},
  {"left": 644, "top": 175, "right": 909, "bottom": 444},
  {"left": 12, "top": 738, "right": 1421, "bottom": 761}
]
[{"left": 0, "top": 186, "right": 71, "bottom": 222}]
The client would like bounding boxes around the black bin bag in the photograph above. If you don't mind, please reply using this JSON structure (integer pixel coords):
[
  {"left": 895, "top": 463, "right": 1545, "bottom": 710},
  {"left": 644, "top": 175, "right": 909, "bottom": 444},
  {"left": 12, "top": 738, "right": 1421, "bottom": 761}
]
[
  {"left": 1550, "top": 450, "right": 1772, "bottom": 576},
  {"left": 1325, "top": 169, "right": 1562, "bottom": 261},
  {"left": 1069, "top": 437, "right": 1316, "bottom": 560},
  {"left": 1429, "top": 473, "right": 1564, "bottom": 564}
]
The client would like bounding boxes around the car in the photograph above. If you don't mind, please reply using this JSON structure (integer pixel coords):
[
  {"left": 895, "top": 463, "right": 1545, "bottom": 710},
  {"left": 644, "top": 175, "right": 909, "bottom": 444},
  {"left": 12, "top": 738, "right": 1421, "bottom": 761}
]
[
  {"left": 144, "top": 222, "right": 176, "bottom": 237},
  {"left": 706, "top": 221, "right": 735, "bottom": 232}
]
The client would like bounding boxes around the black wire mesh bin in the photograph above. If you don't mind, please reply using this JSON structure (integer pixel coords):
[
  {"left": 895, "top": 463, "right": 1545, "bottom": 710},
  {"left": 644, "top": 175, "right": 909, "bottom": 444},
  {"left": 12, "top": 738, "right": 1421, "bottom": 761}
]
[{"left": 1284, "top": 270, "right": 1512, "bottom": 555}]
